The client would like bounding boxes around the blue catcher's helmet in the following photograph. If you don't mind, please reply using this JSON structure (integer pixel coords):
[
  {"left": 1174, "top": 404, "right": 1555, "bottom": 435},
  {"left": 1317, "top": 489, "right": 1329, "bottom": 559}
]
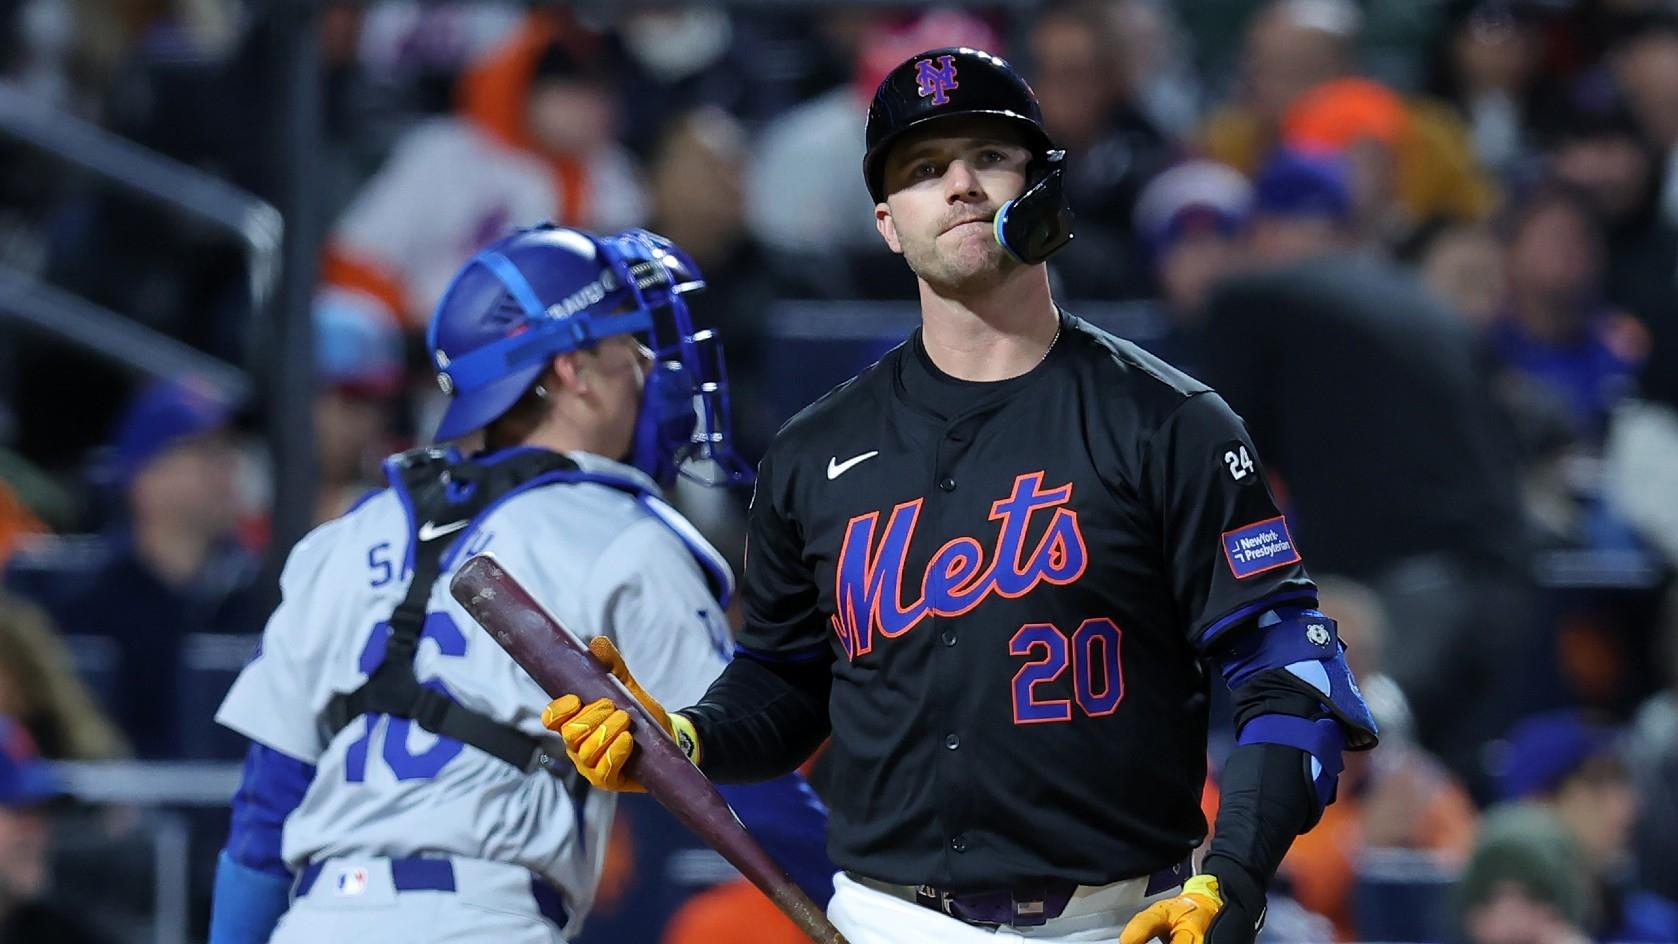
[{"left": 426, "top": 223, "right": 751, "bottom": 486}]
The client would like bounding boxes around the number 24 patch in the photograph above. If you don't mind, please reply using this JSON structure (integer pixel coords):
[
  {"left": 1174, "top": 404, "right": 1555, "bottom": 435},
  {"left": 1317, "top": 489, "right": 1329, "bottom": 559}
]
[{"left": 1219, "top": 441, "right": 1256, "bottom": 485}]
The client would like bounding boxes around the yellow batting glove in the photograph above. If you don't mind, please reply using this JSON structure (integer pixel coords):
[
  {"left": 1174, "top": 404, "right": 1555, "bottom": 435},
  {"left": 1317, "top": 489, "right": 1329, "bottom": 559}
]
[
  {"left": 543, "top": 694, "right": 643, "bottom": 792},
  {"left": 1118, "top": 874, "right": 1225, "bottom": 944},
  {"left": 538, "top": 637, "right": 703, "bottom": 792}
]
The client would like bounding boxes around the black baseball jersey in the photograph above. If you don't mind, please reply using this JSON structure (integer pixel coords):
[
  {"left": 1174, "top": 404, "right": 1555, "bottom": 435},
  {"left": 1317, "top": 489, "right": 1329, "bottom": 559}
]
[{"left": 737, "top": 311, "right": 1317, "bottom": 890}]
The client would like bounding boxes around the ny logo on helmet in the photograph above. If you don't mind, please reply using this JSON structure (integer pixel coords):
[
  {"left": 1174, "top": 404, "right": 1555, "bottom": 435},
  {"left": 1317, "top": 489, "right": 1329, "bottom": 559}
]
[{"left": 915, "top": 55, "right": 959, "bottom": 106}]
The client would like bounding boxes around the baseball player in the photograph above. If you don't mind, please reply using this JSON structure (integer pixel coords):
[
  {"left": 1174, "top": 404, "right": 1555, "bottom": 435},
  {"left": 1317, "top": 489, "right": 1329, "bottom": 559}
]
[
  {"left": 543, "top": 48, "right": 1379, "bottom": 944},
  {"left": 207, "top": 224, "right": 832, "bottom": 944}
]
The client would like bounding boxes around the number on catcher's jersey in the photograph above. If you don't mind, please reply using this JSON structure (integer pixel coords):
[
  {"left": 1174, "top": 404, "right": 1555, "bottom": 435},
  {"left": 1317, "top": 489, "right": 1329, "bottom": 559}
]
[{"left": 344, "top": 612, "right": 466, "bottom": 782}]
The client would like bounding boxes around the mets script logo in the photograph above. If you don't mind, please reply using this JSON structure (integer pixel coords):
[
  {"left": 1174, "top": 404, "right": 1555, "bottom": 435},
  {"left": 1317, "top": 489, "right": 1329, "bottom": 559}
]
[
  {"left": 915, "top": 55, "right": 960, "bottom": 106},
  {"left": 831, "top": 472, "right": 1087, "bottom": 659}
]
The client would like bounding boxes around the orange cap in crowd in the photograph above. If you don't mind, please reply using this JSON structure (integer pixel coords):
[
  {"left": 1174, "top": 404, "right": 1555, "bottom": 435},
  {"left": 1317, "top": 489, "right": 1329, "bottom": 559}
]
[{"left": 1283, "top": 77, "right": 1411, "bottom": 153}]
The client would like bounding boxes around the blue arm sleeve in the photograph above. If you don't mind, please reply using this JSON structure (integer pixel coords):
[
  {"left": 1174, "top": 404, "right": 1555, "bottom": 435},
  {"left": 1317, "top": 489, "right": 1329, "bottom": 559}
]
[
  {"left": 210, "top": 742, "right": 316, "bottom": 944},
  {"left": 718, "top": 772, "right": 835, "bottom": 905}
]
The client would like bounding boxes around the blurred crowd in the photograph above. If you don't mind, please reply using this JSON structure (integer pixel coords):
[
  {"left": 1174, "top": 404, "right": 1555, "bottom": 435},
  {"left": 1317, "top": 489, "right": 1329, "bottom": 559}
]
[{"left": 1, "top": 1, "right": 1678, "bottom": 942}]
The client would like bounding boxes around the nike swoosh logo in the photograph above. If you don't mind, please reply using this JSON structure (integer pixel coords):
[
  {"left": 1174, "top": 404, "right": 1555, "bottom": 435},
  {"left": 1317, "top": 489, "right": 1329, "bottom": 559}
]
[
  {"left": 417, "top": 519, "right": 468, "bottom": 542},
  {"left": 826, "top": 451, "right": 879, "bottom": 480}
]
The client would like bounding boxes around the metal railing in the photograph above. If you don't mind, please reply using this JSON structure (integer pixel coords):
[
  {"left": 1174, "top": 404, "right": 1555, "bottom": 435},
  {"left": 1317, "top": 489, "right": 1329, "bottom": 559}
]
[
  {"left": 0, "top": 65, "right": 314, "bottom": 590},
  {"left": 0, "top": 266, "right": 251, "bottom": 404},
  {"left": 0, "top": 81, "right": 282, "bottom": 315},
  {"left": 50, "top": 761, "right": 240, "bottom": 944}
]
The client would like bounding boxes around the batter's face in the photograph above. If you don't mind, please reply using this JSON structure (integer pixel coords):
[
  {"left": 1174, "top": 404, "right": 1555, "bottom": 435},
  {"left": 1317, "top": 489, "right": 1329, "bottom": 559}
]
[{"left": 875, "top": 119, "right": 1032, "bottom": 293}]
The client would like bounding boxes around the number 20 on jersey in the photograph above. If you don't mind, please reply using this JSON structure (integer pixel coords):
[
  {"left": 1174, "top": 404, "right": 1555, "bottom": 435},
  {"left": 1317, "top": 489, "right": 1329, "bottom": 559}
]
[{"left": 1009, "top": 618, "right": 1123, "bottom": 725}]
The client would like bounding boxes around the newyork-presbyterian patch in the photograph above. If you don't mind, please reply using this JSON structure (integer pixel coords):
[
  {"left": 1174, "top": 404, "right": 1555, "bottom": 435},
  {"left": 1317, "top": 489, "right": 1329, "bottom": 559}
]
[{"left": 1221, "top": 516, "right": 1301, "bottom": 578}]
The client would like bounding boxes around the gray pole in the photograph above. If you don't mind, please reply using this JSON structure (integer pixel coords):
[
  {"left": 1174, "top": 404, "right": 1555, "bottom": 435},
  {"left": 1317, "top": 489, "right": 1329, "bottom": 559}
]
[{"left": 262, "top": 0, "right": 322, "bottom": 605}]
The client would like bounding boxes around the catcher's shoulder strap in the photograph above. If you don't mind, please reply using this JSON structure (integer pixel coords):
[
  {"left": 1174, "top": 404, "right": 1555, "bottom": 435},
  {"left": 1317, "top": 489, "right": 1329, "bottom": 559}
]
[{"left": 321, "top": 446, "right": 579, "bottom": 771}]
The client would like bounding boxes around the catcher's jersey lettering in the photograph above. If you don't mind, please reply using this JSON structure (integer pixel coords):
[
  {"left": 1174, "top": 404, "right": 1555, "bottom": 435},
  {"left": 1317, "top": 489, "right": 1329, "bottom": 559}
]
[
  {"left": 738, "top": 313, "right": 1317, "bottom": 890},
  {"left": 830, "top": 472, "right": 1087, "bottom": 659},
  {"left": 367, "top": 543, "right": 395, "bottom": 587}
]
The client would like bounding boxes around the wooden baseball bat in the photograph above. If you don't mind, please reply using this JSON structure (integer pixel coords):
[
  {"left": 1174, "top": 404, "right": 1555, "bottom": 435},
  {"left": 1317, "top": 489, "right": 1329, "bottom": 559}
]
[{"left": 450, "top": 553, "right": 847, "bottom": 944}]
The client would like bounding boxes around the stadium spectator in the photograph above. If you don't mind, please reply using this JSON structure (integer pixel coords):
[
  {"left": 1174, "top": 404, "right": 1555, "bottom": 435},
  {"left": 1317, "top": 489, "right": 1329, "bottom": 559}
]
[
  {"left": 1423, "top": 0, "right": 1556, "bottom": 176},
  {"left": 1024, "top": 1, "right": 1175, "bottom": 298},
  {"left": 318, "top": 10, "right": 645, "bottom": 332},
  {"left": 0, "top": 594, "right": 124, "bottom": 760},
  {"left": 1408, "top": 218, "right": 1506, "bottom": 331},
  {"left": 1455, "top": 803, "right": 1593, "bottom": 944},
  {"left": 1103, "top": 0, "right": 1202, "bottom": 139},
  {"left": 1284, "top": 75, "right": 1496, "bottom": 247},
  {"left": 351, "top": 0, "right": 526, "bottom": 114},
  {"left": 1486, "top": 710, "right": 1678, "bottom": 942},
  {"left": 1129, "top": 158, "right": 1254, "bottom": 372},
  {"left": 744, "top": 10, "right": 995, "bottom": 298},
  {"left": 1404, "top": 216, "right": 1589, "bottom": 549},
  {"left": 309, "top": 301, "right": 405, "bottom": 524},
  {"left": 1203, "top": 1, "right": 1495, "bottom": 227},
  {"left": 609, "top": 8, "right": 803, "bottom": 160},
  {"left": 1240, "top": 149, "right": 1358, "bottom": 262},
  {"left": 1607, "top": 12, "right": 1678, "bottom": 228},
  {"left": 0, "top": 717, "right": 110, "bottom": 944},
  {"left": 1548, "top": 95, "right": 1678, "bottom": 346},
  {"left": 1488, "top": 185, "right": 1645, "bottom": 442},
  {"left": 1199, "top": 0, "right": 1363, "bottom": 168},
  {"left": 3, "top": 380, "right": 261, "bottom": 758},
  {"left": 644, "top": 106, "right": 776, "bottom": 467},
  {"left": 1281, "top": 76, "right": 1417, "bottom": 246},
  {"left": 1194, "top": 149, "right": 1535, "bottom": 797}
]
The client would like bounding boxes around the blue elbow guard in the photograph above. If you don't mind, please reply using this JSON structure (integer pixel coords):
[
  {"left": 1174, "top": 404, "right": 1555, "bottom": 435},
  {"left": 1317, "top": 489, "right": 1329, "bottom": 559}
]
[
  {"left": 210, "top": 850, "right": 292, "bottom": 944},
  {"left": 1216, "top": 607, "right": 1380, "bottom": 823},
  {"left": 1216, "top": 607, "right": 1379, "bottom": 749},
  {"left": 1239, "top": 714, "right": 1347, "bottom": 816}
]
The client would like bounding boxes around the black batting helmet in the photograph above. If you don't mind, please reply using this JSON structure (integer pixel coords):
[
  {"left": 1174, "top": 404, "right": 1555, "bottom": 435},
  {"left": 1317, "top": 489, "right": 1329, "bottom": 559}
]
[{"left": 862, "top": 47, "right": 1074, "bottom": 263}]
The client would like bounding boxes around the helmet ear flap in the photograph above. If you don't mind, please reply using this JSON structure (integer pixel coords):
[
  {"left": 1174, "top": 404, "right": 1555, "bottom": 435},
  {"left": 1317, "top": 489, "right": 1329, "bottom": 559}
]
[{"left": 994, "top": 150, "right": 1074, "bottom": 265}]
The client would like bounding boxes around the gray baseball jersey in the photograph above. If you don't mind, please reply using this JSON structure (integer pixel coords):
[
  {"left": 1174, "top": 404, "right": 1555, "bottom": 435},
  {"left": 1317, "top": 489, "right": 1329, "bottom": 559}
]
[{"left": 216, "top": 452, "right": 732, "bottom": 926}]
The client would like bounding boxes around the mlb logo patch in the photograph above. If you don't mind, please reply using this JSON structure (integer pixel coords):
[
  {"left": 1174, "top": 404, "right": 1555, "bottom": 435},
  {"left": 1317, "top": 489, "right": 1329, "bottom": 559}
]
[
  {"left": 336, "top": 867, "right": 369, "bottom": 896},
  {"left": 1221, "top": 516, "right": 1302, "bottom": 578}
]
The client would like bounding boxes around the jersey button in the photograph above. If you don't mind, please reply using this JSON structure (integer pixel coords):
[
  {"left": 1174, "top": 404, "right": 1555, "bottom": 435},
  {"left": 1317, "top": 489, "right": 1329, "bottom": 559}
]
[
  {"left": 950, "top": 835, "right": 968, "bottom": 853},
  {"left": 938, "top": 477, "right": 956, "bottom": 492},
  {"left": 941, "top": 629, "right": 957, "bottom": 647},
  {"left": 944, "top": 733, "right": 960, "bottom": 750}
]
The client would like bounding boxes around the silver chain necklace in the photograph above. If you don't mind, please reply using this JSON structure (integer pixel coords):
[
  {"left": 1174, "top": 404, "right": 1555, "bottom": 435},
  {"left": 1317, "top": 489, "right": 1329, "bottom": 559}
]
[{"left": 1039, "top": 322, "right": 1062, "bottom": 364}]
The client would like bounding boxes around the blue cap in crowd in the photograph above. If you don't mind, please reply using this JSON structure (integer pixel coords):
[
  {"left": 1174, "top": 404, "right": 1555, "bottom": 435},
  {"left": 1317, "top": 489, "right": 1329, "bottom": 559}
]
[
  {"left": 1496, "top": 709, "right": 1622, "bottom": 801},
  {"left": 314, "top": 291, "right": 405, "bottom": 398},
  {"left": 1252, "top": 149, "right": 1353, "bottom": 222},
  {"left": 0, "top": 717, "right": 65, "bottom": 809},
  {"left": 1132, "top": 159, "right": 1253, "bottom": 259},
  {"left": 109, "top": 379, "right": 234, "bottom": 487}
]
